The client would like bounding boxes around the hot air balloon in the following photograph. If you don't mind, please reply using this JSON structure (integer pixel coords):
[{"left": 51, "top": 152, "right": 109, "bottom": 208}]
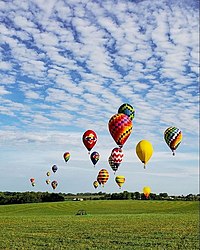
[
  {"left": 46, "top": 171, "right": 51, "bottom": 176},
  {"left": 115, "top": 176, "right": 125, "bottom": 188},
  {"left": 63, "top": 152, "right": 70, "bottom": 163},
  {"left": 82, "top": 130, "right": 97, "bottom": 153},
  {"left": 108, "top": 113, "right": 132, "bottom": 148},
  {"left": 136, "top": 140, "right": 153, "bottom": 169},
  {"left": 164, "top": 127, "right": 182, "bottom": 155},
  {"left": 108, "top": 155, "right": 119, "bottom": 174},
  {"left": 118, "top": 103, "right": 135, "bottom": 120},
  {"left": 52, "top": 165, "right": 58, "bottom": 173},
  {"left": 51, "top": 180, "right": 58, "bottom": 190},
  {"left": 111, "top": 148, "right": 124, "bottom": 167},
  {"left": 30, "top": 178, "right": 35, "bottom": 187},
  {"left": 143, "top": 186, "right": 151, "bottom": 199},
  {"left": 93, "top": 180, "right": 99, "bottom": 189},
  {"left": 90, "top": 151, "right": 100, "bottom": 167},
  {"left": 97, "top": 169, "right": 109, "bottom": 187},
  {"left": 46, "top": 179, "right": 50, "bottom": 185}
]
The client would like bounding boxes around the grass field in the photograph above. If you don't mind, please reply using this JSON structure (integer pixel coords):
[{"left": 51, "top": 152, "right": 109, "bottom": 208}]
[{"left": 0, "top": 200, "right": 199, "bottom": 249}]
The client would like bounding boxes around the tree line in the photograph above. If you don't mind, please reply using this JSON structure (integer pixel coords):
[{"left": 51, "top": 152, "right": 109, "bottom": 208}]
[{"left": 0, "top": 191, "right": 199, "bottom": 205}]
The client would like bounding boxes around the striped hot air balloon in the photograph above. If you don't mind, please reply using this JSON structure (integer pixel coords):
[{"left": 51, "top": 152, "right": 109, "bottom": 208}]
[
  {"left": 97, "top": 169, "right": 109, "bottom": 187},
  {"left": 108, "top": 155, "right": 119, "bottom": 174},
  {"left": 115, "top": 176, "right": 125, "bottom": 188},
  {"left": 164, "top": 127, "right": 182, "bottom": 155},
  {"left": 111, "top": 148, "right": 124, "bottom": 166},
  {"left": 63, "top": 152, "right": 70, "bottom": 163},
  {"left": 118, "top": 103, "right": 135, "bottom": 121},
  {"left": 108, "top": 113, "right": 132, "bottom": 148}
]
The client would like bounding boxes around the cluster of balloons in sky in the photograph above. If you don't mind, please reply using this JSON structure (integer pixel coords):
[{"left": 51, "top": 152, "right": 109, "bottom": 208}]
[
  {"left": 82, "top": 103, "right": 182, "bottom": 198},
  {"left": 30, "top": 103, "right": 182, "bottom": 198}
]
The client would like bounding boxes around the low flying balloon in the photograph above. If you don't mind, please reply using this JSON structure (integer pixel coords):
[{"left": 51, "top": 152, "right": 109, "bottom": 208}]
[
  {"left": 143, "top": 186, "right": 151, "bottom": 199},
  {"left": 32, "top": 183, "right": 35, "bottom": 187},
  {"left": 46, "top": 171, "right": 50, "bottom": 176},
  {"left": 118, "top": 103, "right": 135, "bottom": 121},
  {"left": 108, "top": 113, "right": 132, "bottom": 148},
  {"left": 97, "top": 169, "right": 109, "bottom": 187},
  {"left": 82, "top": 130, "right": 97, "bottom": 153},
  {"left": 63, "top": 152, "right": 70, "bottom": 163},
  {"left": 90, "top": 151, "right": 100, "bottom": 166},
  {"left": 51, "top": 180, "right": 58, "bottom": 190},
  {"left": 164, "top": 127, "right": 182, "bottom": 155},
  {"left": 136, "top": 140, "right": 153, "bottom": 169},
  {"left": 108, "top": 155, "right": 118, "bottom": 174},
  {"left": 46, "top": 179, "right": 50, "bottom": 185},
  {"left": 115, "top": 176, "right": 125, "bottom": 189},
  {"left": 52, "top": 165, "right": 58, "bottom": 173},
  {"left": 93, "top": 180, "right": 99, "bottom": 189}
]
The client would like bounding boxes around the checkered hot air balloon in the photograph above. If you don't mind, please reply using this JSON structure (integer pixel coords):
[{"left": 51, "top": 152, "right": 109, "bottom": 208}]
[
  {"left": 164, "top": 127, "right": 182, "bottom": 155},
  {"left": 118, "top": 103, "right": 135, "bottom": 121},
  {"left": 108, "top": 113, "right": 132, "bottom": 148},
  {"left": 108, "top": 155, "right": 119, "bottom": 174}
]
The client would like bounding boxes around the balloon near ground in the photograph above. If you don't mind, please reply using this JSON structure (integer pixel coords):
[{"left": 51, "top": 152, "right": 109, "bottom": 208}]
[
  {"left": 51, "top": 180, "right": 58, "bottom": 190},
  {"left": 82, "top": 130, "right": 97, "bottom": 153},
  {"left": 90, "top": 151, "right": 100, "bottom": 166},
  {"left": 164, "top": 127, "right": 182, "bottom": 155},
  {"left": 63, "top": 152, "right": 70, "bottom": 163},
  {"left": 115, "top": 176, "right": 125, "bottom": 188},
  {"left": 143, "top": 186, "right": 151, "bottom": 199},
  {"left": 136, "top": 140, "right": 153, "bottom": 169},
  {"left": 93, "top": 180, "right": 99, "bottom": 189},
  {"left": 30, "top": 178, "right": 35, "bottom": 187},
  {"left": 52, "top": 165, "right": 58, "bottom": 173},
  {"left": 118, "top": 103, "right": 135, "bottom": 121},
  {"left": 97, "top": 169, "right": 109, "bottom": 187},
  {"left": 108, "top": 113, "right": 132, "bottom": 148}
]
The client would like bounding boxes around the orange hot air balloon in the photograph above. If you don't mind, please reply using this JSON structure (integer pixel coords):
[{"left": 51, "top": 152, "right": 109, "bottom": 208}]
[
  {"left": 143, "top": 186, "right": 151, "bottom": 199},
  {"left": 108, "top": 113, "right": 132, "bottom": 148},
  {"left": 82, "top": 130, "right": 97, "bottom": 153},
  {"left": 97, "top": 169, "right": 109, "bottom": 187}
]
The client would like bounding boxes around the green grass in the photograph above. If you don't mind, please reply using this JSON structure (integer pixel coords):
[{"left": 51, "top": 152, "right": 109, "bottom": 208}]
[{"left": 0, "top": 200, "right": 199, "bottom": 249}]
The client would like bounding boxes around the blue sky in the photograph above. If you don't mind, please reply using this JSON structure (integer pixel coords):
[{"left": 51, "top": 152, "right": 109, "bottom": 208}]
[{"left": 0, "top": 0, "right": 199, "bottom": 195}]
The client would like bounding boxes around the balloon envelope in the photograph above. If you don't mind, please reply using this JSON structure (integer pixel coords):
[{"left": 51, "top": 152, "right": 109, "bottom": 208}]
[
  {"left": 63, "top": 152, "right": 70, "bottom": 163},
  {"left": 97, "top": 169, "right": 109, "bottom": 187},
  {"left": 164, "top": 127, "right": 182, "bottom": 155},
  {"left": 93, "top": 180, "right": 99, "bottom": 189},
  {"left": 115, "top": 175, "right": 125, "bottom": 188},
  {"left": 118, "top": 103, "right": 135, "bottom": 120},
  {"left": 52, "top": 165, "right": 58, "bottom": 173},
  {"left": 51, "top": 180, "right": 58, "bottom": 189},
  {"left": 90, "top": 151, "right": 100, "bottom": 166},
  {"left": 30, "top": 178, "right": 35, "bottom": 183},
  {"left": 143, "top": 186, "right": 151, "bottom": 199},
  {"left": 82, "top": 130, "right": 97, "bottom": 153},
  {"left": 108, "top": 113, "right": 132, "bottom": 148},
  {"left": 46, "top": 171, "right": 51, "bottom": 176},
  {"left": 111, "top": 148, "right": 124, "bottom": 165},
  {"left": 46, "top": 179, "right": 50, "bottom": 185},
  {"left": 136, "top": 140, "right": 153, "bottom": 168},
  {"left": 108, "top": 155, "right": 118, "bottom": 173}
]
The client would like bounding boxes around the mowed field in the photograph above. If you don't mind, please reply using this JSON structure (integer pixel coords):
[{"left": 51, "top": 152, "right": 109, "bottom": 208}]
[{"left": 0, "top": 200, "right": 199, "bottom": 249}]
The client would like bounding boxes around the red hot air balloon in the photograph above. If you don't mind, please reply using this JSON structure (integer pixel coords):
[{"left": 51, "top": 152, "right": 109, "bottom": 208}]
[
  {"left": 111, "top": 148, "right": 124, "bottom": 166},
  {"left": 82, "top": 130, "right": 97, "bottom": 153},
  {"left": 108, "top": 113, "right": 132, "bottom": 148}
]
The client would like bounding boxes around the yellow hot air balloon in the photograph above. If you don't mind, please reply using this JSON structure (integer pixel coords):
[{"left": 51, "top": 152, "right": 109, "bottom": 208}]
[
  {"left": 93, "top": 180, "right": 99, "bottom": 189},
  {"left": 136, "top": 140, "right": 153, "bottom": 169},
  {"left": 143, "top": 186, "right": 151, "bottom": 199},
  {"left": 115, "top": 176, "right": 125, "bottom": 188}
]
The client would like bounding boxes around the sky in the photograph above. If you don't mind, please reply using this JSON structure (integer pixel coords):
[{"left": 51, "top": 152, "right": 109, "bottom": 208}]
[{"left": 0, "top": 0, "right": 199, "bottom": 196}]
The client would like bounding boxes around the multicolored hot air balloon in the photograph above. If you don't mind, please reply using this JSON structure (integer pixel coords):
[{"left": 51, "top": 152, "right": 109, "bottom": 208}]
[
  {"left": 90, "top": 151, "right": 100, "bottom": 166},
  {"left": 108, "top": 113, "right": 132, "bottom": 148},
  {"left": 97, "top": 169, "right": 109, "bottom": 187},
  {"left": 111, "top": 148, "right": 124, "bottom": 167},
  {"left": 108, "top": 155, "right": 118, "bottom": 174},
  {"left": 82, "top": 130, "right": 97, "bottom": 153},
  {"left": 143, "top": 186, "right": 151, "bottom": 199},
  {"left": 115, "top": 176, "right": 125, "bottom": 188},
  {"left": 118, "top": 103, "right": 135, "bottom": 121},
  {"left": 46, "top": 179, "right": 50, "bottom": 185},
  {"left": 51, "top": 180, "right": 58, "bottom": 190},
  {"left": 136, "top": 140, "right": 153, "bottom": 169},
  {"left": 164, "top": 127, "right": 182, "bottom": 155},
  {"left": 52, "top": 165, "right": 58, "bottom": 173},
  {"left": 63, "top": 152, "right": 70, "bottom": 163},
  {"left": 93, "top": 180, "right": 99, "bottom": 189},
  {"left": 46, "top": 171, "right": 51, "bottom": 177}
]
